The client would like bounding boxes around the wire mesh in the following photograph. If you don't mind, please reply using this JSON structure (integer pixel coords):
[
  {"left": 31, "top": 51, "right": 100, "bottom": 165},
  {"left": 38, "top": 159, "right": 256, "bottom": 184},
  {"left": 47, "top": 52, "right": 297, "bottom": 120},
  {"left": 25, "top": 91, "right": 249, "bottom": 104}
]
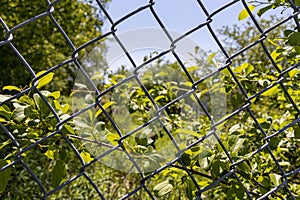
[{"left": 0, "top": 0, "right": 299, "bottom": 199}]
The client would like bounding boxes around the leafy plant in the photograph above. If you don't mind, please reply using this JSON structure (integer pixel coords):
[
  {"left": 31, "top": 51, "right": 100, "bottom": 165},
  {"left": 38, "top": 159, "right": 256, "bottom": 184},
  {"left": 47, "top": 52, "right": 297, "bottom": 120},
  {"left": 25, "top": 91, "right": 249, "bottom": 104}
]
[{"left": 0, "top": 1, "right": 300, "bottom": 199}]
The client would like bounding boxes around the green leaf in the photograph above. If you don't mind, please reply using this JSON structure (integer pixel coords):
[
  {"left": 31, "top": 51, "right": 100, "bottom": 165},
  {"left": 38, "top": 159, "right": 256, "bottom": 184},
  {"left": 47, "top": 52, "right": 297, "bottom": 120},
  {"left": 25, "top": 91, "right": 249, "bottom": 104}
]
[
  {"left": 51, "top": 160, "right": 66, "bottom": 188},
  {"left": 154, "top": 95, "right": 166, "bottom": 102},
  {"left": 226, "top": 181, "right": 245, "bottom": 199},
  {"left": 12, "top": 104, "right": 28, "bottom": 122},
  {"left": 234, "top": 65, "right": 244, "bottom": 74},
  {"left": 0, "top": 105, "right": 11, "bottom": 120},
  {"left": 53, "top": 100, "right": 61, "bottom": 111},
  {"left": 80, "top": 151, "right": 93, "bottom": 163},
  {"left": 91, "top": 72, "right": 104, "bottom": 80},
  {"left": 95, "top": 101, "right": 115, "bottom": 117},
  {"left": 47, "top": 91, "right": 60, "bottom": 99},
  {"left": 74, "top": 118, "right": 89, "bottom": 128},
  {"left": 106, "top": 133, "right": 120, "bottom": 146},
  {"left": 228, "top": 135, "right": 238, "bottom": 147},
  {"left": 153, "top": 180, "right": 173, "bottom": 197},
  {"left": 232, "top": 138, "right": 246, "bottom": 152},
  {"left": 268, "top": 39, "right": 278, "bottom": 47},
  {"left": 135, "top": 131, "right": 149, "bottom": 146},
  {"left": 198, "top": 156, "right": 209, "bottom": 170},
  {"left": 284, "top": 29, "right": 295, "bottom": 37},
  {"left": 0, "top": 94, "right": 12, "bottom": 103},
  {"left": 144, "top": 156, "right": 161, "bottom": 173},
  {"left": 19, "top": 95, "right": 34, "bottom": 106},
  {"left": 288, "top": 69, "right": 298, "bottom": 78},
  {"left": 211, "top": 160, "right": 222, "bottom": 179},
  {"left": 186, "top": 66, "right": 199, "bottom": 72},
  {"left": 231, "top": 92, "right": 243, "bottom": 108},
  {"left": 238, "top": 5, "right": 255, "bottom": 21},
  {"left": 269, "top": 137, "right": 280, "bottom": 150},
  {"left": 271, "top": 49, "right": 283, "bottom": 63},
  {"left": 23, "top": 107, "right": 36, "bottom": 119},
  {"left": 295, "top": 0, "right": 300, "bottom": 6},
  {"left": 61, "top": 103, "right": 70, "bottom": 113},
  {"left": 150, "top": 153, "right": 165, "bottom": 163},
  {"left": 258, "top": 175, "right": 271, "bottom": 194},
  {"left": 175, "top": 129, "right": 199, "bottom": 138},
  {"left": 0, "top": 140, "right": 11, "bottom": 151},
  {"left": 207, "top": 52, "right": 217, "bottom": 64},
  {"left": 287, "top": 32, "right": 300, "bottom": 46},
  {"left": 3, "top": 85, "right": 21, "bottom": 92},
  {"left": 60, "top": 114, "right": 70, "bottom": 121},
  {"left": 229, "top": 124, "right": 240, "bottom": 133},
  {"left": 269, "top": 173, "right": 281, "bottom": 186},
  {"left": 62, "top": 124, "right": 75, "bottom": 135},
  {"left": 36, "top": 71, "right": 55, "bottom": 89},
  {"left": 0, "top": 159, "right": 11, "bottom": 193},
  {"left": 181, "top": 81, "right": 193, "bottom": 87},
  {"left": 186, "top": 179, "right": 196, "bottom": 200},
  {"left": 181, "top": 153, "right": 191, "bottom": 166},
  {"left": 262, "top": 85, "right": 280, "bottom": 96},
  {"left": 257, "top": 5, "right": 273, "bottom": 17},
  {"left": 294, "top": 126, "right": 300, "bottom": 139},
  {"left": 44, "top": 149, "right": 55, "bottom": 160},
  {"left": 234, "top": 62, "right": 254, "bottom": 75},
  {"left": 246, "top": 63, "right": 254, "bottom": 75},
  {"left": 198, "top": 150, "right": 212, "bottom": 159},
  {"left": 59, "top": 149, "right": 67, "bottom": 161},
  {"left": 194, "top": 46, "right": 199, "bottom": 54},
  {"left": 236, "top": 162, "right": 251, "bottom": 176},
  {"left": 33, "top": 93, "right": 50, "bottom": 117}
]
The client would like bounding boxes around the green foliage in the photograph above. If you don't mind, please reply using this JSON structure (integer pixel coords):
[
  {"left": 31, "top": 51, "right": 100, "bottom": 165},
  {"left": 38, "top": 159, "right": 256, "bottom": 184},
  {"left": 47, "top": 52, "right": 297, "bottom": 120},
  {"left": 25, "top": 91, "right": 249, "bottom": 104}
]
[
  {"left": 253, "top": 0, "right": 300, "bottom": 18},
  {"left": 153, "top": 180, "right": 173, "bottom": 197},
  {"left": 0, "top": 1, "right": 300, "bottom": 199},
  {"left": 0, "top": 74, "right": 69, "bottom": 197},
  {"left": 0, "top": 159, "right": 11, "bottom": 193},
  {"left": 83, "top": 43, "right": 298, "bottom": 199},
  {"left": 0, "top": 0, "right": 108, "bottom": 93},
  {"left": 36, "top": 71, "right": 55, "bottom": 89},
  {"left": 51, "top": 160, "right": 67, "bottom": 188},
  {"left": 238, "top": 5, "right": 256, "bottom": 21}
]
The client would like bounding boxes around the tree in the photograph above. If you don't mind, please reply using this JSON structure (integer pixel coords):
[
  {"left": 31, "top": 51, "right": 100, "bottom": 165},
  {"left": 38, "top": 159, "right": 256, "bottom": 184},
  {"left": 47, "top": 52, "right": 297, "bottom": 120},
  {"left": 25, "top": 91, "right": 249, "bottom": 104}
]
[
  {"left": 217, "top": 15, "right": 289, "bottom": 66},
  {"left": 0, "top": 0, "right": 109, "bottom": 94}
]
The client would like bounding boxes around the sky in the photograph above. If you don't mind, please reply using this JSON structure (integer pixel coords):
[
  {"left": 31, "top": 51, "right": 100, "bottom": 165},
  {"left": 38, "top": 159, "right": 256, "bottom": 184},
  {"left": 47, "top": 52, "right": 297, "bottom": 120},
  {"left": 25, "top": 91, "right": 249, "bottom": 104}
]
[
  {"left": 95, "top": 1, "right": 293, "bottom": 71},
  {"left": 101, "top": 0, "right": 244, "bottom": 51}
]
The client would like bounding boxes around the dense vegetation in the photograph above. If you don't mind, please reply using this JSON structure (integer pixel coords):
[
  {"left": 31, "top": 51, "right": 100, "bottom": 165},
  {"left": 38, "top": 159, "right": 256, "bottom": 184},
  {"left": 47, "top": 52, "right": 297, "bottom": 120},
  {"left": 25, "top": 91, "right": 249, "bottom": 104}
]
[
  {"left": 0, "top": 0, "right": 299, "bottom": 199},
  {"left": 0, "top": 0, "right": 108, "bottom": 93}
]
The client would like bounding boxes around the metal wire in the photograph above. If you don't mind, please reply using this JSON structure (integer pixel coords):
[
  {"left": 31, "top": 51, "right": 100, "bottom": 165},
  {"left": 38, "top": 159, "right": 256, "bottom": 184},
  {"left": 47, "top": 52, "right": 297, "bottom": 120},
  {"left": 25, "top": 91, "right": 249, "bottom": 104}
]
[{"left": 0, "top": 0, "right": 299, "bottom": 199}]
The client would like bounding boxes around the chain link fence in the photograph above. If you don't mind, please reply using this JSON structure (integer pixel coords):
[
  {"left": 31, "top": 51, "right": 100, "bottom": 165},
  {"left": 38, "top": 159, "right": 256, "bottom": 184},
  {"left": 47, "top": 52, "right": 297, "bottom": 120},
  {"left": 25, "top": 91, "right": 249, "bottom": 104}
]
[{"left": 0, "top": 0, "right": 300, "bottom": 199}]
